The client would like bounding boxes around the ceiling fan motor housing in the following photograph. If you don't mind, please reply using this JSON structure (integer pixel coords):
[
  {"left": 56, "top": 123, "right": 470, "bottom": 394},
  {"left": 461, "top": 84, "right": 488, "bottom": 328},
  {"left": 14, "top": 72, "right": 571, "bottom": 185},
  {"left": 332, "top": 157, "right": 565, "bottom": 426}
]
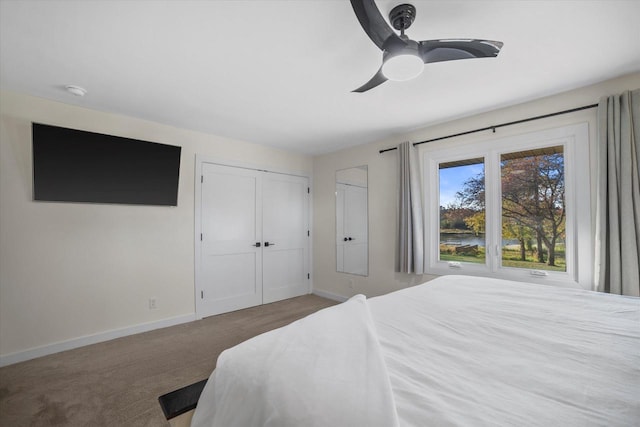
[{"left": 389, "top": 3, "right": 416, "bottom": 31}]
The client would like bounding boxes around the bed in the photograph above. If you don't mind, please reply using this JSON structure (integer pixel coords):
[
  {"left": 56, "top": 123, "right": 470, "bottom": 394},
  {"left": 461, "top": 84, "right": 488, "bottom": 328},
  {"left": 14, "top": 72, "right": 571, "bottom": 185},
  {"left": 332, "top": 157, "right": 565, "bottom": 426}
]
[{"left": 190, "top": 275, "right": 640, "bottom": 426}]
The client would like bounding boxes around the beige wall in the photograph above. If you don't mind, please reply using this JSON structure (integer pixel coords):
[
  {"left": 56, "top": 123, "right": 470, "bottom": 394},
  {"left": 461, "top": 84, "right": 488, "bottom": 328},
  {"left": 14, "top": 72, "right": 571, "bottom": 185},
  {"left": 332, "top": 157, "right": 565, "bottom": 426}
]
[
  {"left": 312, "top": 72, "right": 640, "bottom": 300},
  {"left": 2, "top": 72, "right": 639, "bottom": 362},
  {"left": 0, "top": 90, "right": 312, "bottom": 360}
]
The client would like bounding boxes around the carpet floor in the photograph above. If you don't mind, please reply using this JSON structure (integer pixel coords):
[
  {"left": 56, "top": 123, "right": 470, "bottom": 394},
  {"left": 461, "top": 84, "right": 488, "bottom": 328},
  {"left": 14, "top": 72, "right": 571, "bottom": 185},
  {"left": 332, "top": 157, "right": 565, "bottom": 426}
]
[{"left": 0, "top": 294, "right": 337, "bottom": 426}]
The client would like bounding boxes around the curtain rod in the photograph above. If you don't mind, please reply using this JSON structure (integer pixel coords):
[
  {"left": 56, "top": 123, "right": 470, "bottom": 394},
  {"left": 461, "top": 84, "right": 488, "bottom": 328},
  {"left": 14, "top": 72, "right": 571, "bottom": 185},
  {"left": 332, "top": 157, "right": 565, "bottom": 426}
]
[{"left": 378, "top": 103, "right": 599, "bottom": 154}]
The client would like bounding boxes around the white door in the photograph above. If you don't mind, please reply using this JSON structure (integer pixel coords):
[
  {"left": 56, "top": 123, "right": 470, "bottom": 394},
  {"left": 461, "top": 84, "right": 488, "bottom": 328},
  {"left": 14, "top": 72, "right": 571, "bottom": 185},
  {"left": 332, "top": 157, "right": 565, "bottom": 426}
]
[
  {"left": 337, "top": 183, "right": 368, "bottom": 275},
  {"left": 196, "top": 163, "right": 309, "bottom": 318},
  {"left": 262, "top": 173, "right": 310, "bottom": 303},
  {"left": 198, "top": 164, "right": 262, "bottom": 317},
  {"left": 336, "top": 185, "right": 346, "bottom": 272}
]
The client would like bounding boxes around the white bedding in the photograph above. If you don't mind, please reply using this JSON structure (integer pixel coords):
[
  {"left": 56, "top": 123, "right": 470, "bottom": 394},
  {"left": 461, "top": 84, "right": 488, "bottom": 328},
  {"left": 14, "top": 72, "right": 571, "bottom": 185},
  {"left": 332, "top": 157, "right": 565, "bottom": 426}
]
[
  {"left": 369, "top": 275, "right": 640, "bottom": 426},
  {"left": 190, "top": 294, "right": 399, "bottom": 427},
  {"left": 191, "top": 275, "right": 640, "bottom": 426}
]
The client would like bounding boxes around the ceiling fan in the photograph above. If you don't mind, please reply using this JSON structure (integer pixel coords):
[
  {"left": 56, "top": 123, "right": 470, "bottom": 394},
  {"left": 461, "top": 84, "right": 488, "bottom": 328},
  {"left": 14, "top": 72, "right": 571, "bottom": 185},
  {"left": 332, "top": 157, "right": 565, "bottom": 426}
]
[{"left": 350, "top": 0, "right": 503, "bottom": 92}]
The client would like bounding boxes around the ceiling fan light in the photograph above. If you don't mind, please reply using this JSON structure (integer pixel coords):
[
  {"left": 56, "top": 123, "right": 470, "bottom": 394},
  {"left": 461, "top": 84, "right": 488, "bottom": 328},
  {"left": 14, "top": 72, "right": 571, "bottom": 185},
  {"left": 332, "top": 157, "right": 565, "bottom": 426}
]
[{"left": 382, "top": 53, "right": 424, "bottom": 81}]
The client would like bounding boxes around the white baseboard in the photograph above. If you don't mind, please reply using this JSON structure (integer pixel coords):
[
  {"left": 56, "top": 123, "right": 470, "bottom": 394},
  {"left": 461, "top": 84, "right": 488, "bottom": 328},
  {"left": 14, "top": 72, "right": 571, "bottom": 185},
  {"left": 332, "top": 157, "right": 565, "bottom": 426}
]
[
  {"left": 0, "top": 313, "right": 196, "bottom": 367},
  {"left": 312, "top": 289, "right": 349, "bottom": 303}
]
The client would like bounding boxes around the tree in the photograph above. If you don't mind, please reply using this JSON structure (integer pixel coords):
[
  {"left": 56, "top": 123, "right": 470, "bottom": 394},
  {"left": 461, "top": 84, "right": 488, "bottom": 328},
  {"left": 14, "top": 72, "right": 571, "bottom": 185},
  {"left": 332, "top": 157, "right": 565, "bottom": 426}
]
[
  {"left": 500, "top": 152, "right": 565, "bottom": 266},
  {"left": 464, "top": 211, "right": 485, "bottom": 236},
  {"left": 456, "top": 149, "right": 565, "bottom": 267},
  {"left": 502, "top": 218, "right": 533, "bottom": 261},
  {"left": 456, "top": 174, "right": 484, "bottom": 211},
  {"left": 440, "top": 204, "right": 476, "bottom": 230},
  {"left": 455, "top": 173, "right": 485, "bottom": 236}
]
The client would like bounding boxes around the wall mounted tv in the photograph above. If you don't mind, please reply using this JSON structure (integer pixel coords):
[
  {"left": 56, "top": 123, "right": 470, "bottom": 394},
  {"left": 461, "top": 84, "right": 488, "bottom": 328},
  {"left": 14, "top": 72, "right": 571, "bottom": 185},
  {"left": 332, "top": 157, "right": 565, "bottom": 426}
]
[{"left": 32, "top": 123, "right": 181, "bottom": 206}]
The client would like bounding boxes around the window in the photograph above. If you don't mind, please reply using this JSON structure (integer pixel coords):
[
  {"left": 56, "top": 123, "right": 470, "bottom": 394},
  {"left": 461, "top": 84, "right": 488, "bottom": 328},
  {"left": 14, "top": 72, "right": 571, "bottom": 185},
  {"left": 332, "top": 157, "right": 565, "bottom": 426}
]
[
  {"left": 439, "top": 158, "right": 486, "bottom": 265},
  {"left": 423, "top": 123, "right": 592, "bottom": 289},
  {"left": 501, "top": 146, "right": 566, "bottom": 272}
]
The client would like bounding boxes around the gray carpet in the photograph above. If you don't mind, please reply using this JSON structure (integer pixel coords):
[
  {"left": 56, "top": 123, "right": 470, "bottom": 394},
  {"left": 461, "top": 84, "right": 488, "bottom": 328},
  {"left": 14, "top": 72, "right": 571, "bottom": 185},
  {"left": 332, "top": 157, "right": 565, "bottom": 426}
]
[{"left": 0, "top": 295, "right": 337, "bottom": 426}]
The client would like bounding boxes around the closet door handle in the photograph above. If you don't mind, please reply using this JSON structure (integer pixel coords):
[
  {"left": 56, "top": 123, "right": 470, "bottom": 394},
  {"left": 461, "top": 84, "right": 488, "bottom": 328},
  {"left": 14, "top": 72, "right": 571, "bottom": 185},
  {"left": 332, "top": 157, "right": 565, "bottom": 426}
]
[
  {"left": 253, "top": 242, "right": 261, "bottom": 247},
  {"left": 264, "top": 241, "right": 275, "bottom": 247},
  {"left": 343, "top": 237, "right": 348, "bottom": 242}
]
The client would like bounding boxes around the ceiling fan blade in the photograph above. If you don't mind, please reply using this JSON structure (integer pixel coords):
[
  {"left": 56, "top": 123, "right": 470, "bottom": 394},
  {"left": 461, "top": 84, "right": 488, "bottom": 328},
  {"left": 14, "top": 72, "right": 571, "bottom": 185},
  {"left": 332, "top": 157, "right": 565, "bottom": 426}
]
[
  {"left": 420, "top": 39, "right": 503, "bottom": 64},
  {"left": 352, "top": 67, "right": 388, "bottom": 93},
  {"left": 350, "top": 0, "right": 406, "bottom": 51}
]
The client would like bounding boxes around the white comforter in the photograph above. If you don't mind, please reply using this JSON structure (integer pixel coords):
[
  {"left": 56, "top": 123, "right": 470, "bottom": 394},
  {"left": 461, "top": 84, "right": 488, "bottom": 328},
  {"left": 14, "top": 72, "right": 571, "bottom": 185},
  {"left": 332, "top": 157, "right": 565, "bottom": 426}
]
[
  {"left": 190, "top": 294, "right": 399, "bottom": 427},
  {"left": 370, "top": 275, "right": 640, "bottom": 426},
  {"left": 191, "top": 275, "right": 640, "bottom": 426}
]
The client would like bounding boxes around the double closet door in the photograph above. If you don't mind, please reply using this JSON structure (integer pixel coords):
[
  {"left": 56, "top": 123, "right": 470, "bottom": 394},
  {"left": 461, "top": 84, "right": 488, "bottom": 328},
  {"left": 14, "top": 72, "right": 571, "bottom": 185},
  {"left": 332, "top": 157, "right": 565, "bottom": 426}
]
[{"left": 196, "top": 163, "right": 310, "bottom": 318}]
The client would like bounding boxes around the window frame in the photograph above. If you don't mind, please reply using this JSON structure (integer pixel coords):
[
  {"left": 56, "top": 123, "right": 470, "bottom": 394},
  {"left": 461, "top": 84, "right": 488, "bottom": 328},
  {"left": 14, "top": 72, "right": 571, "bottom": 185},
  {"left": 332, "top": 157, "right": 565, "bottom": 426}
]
[{"left": 422, "top": 123, "right": 592, "bottom": 289}]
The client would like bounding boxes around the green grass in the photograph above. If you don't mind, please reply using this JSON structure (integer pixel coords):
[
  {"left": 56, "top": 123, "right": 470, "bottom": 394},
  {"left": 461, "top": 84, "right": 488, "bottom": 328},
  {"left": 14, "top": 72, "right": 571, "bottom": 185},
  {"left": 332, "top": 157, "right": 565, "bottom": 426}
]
[
  {"left": 501, "top": 248, "right": 566, "bottom": 271},
  {"left": 439, "top": 245, "right": 566, "bottom": 271},
  {"left": 501, "top": 259, "right": 565, "bottom": 271},
  {"left": 439, "top": 245, "right": 485, "bottom": 264},
  {"left": 440, "top": 253, "right": 485, "bottom": 264}
]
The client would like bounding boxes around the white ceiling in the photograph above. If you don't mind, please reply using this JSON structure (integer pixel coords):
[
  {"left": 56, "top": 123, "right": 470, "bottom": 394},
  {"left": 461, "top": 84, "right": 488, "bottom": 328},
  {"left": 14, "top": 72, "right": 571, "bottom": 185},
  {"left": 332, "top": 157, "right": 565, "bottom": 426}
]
[{"left": 1, "top": 1, "right": 639, "bottom": 155}]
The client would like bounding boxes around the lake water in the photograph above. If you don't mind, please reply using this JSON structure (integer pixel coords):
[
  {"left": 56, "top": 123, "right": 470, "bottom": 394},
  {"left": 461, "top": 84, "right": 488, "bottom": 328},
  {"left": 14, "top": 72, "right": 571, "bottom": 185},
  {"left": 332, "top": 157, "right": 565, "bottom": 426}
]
[{"left": 440, "top": 233, "right": 518, "bottom": 247}]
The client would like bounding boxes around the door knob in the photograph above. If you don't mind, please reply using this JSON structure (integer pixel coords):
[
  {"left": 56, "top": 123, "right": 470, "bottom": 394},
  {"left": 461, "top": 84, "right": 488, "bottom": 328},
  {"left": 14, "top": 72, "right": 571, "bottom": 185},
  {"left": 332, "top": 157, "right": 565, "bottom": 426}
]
[
  {"left": 253, "top": 242, "right": 261, "bottom": 247},
  {"left": 265, "top": 241, "right": 275, "bottom": 247},
  {"left": 343, "top": 237, "right": 348, "bottom": 242},
  {"left": 348, "top": 237, "right": 353, "bottom": 241}
]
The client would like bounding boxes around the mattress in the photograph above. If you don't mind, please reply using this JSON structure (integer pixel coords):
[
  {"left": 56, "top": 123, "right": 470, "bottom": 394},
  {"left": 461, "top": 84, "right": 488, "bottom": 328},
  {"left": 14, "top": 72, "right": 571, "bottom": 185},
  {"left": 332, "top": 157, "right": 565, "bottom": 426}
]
[{"left": 191, "top": 275, "right": 640, "bottom": 426}]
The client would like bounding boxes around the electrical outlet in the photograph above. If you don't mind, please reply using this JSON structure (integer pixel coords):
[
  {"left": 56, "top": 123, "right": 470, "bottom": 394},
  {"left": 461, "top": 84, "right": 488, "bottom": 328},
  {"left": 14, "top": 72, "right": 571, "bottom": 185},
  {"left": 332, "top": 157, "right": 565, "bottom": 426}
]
[{"left": 148, "top": 298, "right": 157, "bottom": 310}]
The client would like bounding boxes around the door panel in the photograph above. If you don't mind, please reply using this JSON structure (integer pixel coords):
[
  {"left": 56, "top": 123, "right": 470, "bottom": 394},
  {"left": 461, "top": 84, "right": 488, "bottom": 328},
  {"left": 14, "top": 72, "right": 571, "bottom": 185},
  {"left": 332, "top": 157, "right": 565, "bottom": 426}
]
[
  {"left": 205, "top": 171, "right": 258, "bottom": 242},
  {"left": 345, "top": 185, "right": 367, "bottom": 242},
  {"left": 336, "top": 184, "right": 345, "bottom": 272},
  {"left": 204, "top": 253, "right": 258, "bottom": 300},
  {"left": 344, "top": 185, "right": 368, "bottom": 275},
  {"left": 199, "top": 164, "right": 262, "bottom": 317},
  {"left": 262, "top": 173, "right": 309, "bottom": 303},
  {"left": 336, "top": 183, "right": 368, "bottom": 275},
  {"left": 344, "top": 243, "right": 367, "bottom": 275},
  {"left": 263, "top": 248, "right": 305, "bottom": 302}
]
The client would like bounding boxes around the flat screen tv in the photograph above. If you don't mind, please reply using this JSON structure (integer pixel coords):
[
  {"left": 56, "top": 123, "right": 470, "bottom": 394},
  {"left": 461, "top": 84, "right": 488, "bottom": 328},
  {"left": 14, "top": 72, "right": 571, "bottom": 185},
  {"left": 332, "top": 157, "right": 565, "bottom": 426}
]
[{"left": 32, "top": 123, "right": 181, "bottom": 206}]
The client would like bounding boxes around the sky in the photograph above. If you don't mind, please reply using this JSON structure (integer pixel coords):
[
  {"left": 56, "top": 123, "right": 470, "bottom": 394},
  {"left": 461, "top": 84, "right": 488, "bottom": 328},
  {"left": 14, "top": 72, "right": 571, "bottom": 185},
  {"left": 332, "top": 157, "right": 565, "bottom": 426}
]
[{"left": 439, "top": 163, "right": 484, "bottom": 207}]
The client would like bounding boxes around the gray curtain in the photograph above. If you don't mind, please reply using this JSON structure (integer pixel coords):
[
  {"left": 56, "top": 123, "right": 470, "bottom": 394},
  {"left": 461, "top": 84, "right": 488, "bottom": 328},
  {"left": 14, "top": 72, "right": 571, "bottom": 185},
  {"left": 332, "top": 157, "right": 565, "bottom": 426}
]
[
  {"left": 396, "top": 141, "right": 424, "bottom": 274},
  {"left": 595, "top": 89, "right": 640, "bottom": 296}
]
